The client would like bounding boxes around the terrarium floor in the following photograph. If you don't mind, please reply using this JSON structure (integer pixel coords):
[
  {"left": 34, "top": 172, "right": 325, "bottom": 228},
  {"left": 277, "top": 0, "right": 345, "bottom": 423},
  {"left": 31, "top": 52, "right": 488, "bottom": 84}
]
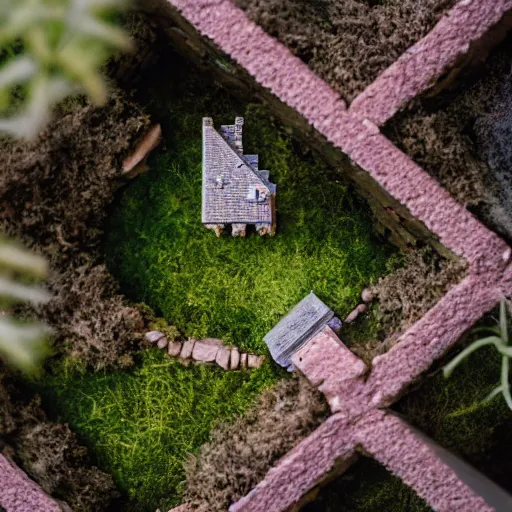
[{"left": 38, "top": 55, "right": 396, "bottom": 511}]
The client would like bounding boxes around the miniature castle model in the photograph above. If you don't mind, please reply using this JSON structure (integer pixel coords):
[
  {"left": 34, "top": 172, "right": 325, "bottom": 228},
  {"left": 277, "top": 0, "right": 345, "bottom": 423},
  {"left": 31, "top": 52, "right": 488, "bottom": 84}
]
[
  {"left": 264, "top": 292, "right": 342, "bottom": 370},
  {"left": 202, "top": 117, "right": 276, "bottom": 237}
]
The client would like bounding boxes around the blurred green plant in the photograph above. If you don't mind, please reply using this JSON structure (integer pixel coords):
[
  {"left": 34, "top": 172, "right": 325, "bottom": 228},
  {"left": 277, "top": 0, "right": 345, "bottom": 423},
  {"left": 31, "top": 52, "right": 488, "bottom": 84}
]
[
  {"left": 444, "top": 298, "right": 512, "bottom": 409},
  {"left": 0, "top": 236, "right": 50, "bottom": 372},
  {"left": 0, "top": 0, "right": 131, "bottom": 138}
]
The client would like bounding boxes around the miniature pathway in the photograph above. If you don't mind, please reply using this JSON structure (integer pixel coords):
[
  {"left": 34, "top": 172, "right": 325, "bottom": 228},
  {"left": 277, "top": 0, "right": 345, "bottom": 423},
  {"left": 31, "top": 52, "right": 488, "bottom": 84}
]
[
  {"left": 145, "top": 331, "right": 265, "bottom": 371},
  {"left": 165, "top": 0, "right": 512, "bottom": 510}
]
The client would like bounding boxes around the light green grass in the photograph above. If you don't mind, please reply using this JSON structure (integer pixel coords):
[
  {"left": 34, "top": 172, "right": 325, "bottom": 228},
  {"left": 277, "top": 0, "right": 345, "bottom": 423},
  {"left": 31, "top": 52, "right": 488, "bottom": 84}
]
[{"left": 41, "top": 349, "right": 278, "bottom": 511}]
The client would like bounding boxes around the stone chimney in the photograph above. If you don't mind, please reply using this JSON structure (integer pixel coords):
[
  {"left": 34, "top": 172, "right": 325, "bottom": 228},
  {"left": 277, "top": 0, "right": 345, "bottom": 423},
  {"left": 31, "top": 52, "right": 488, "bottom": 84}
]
[{"left": 234, "top": 116, "right": 243, "bottom": 153}]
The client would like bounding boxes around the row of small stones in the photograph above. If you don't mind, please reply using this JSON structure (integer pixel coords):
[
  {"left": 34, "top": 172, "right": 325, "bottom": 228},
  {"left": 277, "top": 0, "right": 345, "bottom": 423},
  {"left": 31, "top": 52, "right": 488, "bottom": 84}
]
[
  {"left": 343, "top": 288, "right": 374, "bottom": 324},
  {"left": 144, "top": 331, "right": 265, "bottom": 371}
]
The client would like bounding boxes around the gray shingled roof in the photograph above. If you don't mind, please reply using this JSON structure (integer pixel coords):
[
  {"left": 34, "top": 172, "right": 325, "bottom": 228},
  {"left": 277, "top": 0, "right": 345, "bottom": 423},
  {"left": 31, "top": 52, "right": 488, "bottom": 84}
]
[
  {"left": 264, "top": 292, "right": 334, "bottom": 369},
  {"left": 202, "top": 117, "right": 276, "bottom": 225}
]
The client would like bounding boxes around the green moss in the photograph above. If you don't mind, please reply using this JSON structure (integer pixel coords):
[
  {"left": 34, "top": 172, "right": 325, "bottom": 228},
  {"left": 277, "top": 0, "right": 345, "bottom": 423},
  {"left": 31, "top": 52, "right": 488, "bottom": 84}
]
[
  {"left": 104, "top": 96, "right": 394, "bottom": 354},
  {"left": 305, "top": 457, "right": 431, "bottom": 512},
  {"left": 40, "top": 349, "right": 278, "bottom": 511}
]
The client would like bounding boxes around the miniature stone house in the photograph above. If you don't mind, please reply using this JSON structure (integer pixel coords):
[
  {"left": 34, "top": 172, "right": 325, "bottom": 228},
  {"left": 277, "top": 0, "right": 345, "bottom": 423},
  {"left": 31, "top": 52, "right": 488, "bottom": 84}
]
[
  {"left": 202, "top": 117, "right": 276, "bottom": 237},
  {"left": 264, "top": 292, "right": 342, "bottom": 371}
]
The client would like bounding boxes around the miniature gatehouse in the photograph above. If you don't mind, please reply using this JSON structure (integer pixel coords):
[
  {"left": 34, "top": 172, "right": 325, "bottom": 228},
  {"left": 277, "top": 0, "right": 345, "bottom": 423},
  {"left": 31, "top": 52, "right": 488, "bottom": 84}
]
[
  {"left": 202, "top": 117, "right": 276, "bottom": 237},
  {"left": 264, "top": 292, "right": 342, "bottom": 370}
]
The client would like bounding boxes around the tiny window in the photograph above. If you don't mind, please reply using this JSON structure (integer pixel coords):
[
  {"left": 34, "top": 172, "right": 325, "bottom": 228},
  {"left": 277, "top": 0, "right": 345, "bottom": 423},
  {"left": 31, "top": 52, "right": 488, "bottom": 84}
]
[{"left": 247, "top": 186, "right": 258, "bottom": 201}]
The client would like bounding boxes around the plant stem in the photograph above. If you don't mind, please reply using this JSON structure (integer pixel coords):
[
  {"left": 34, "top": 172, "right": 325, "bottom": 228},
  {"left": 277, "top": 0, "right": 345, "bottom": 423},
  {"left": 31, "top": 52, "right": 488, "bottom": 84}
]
[{"left": 443, "top": 336, "right": 501, "bottom": 378}]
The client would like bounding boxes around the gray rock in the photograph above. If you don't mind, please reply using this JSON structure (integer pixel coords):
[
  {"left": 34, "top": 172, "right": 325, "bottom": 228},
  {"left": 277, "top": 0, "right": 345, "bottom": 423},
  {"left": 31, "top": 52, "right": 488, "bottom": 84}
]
[
  {"left": 192, "top": 340, "right": 220, "bottom": 362},
  {"left": 240, "top": 353, "right": 248, "bottom": 368},
  {"left": 168, "top": 341, "right": 182, "bottom": 357},
  {"left": 215, "top": 347, "right": 231, "bottom": 370},
  {"left": 345, "top": 304, "right": 368, "bottom": 323},
  {"left": 145, "top": 330, "right": 165, "bottom": 344},
  {"left": 248, "top": 354, "right": 265, "bottom": 369},
  {"left": 230, "top": 348, "right": 240, "bottom": 369}
]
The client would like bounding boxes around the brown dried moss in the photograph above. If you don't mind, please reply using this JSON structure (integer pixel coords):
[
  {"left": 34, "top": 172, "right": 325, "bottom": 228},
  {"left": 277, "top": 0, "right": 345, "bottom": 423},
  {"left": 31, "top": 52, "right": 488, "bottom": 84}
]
[
  {"left": 1, "top": 90, "right": 149, "bottom": 257},
  {"left": 233, "top": 0, "right": 455, "bottom": 103},
  {"left": 385, "top": 44, "right": 512, "bottom": 241},
  {"left": 370, "top": 248, "right": 466, "bottom": 341},
  {"left": 0, "top": 366, "right": 117, "bottom": 510},
  {"left": 384, "top": 103, "right": 488, "bottom": 207},
  {"left": 184, "top": 376, "right": 329, "bottom": 512},
  {"left": 0, "top": 90, "right": 151, "bottom": 370}
]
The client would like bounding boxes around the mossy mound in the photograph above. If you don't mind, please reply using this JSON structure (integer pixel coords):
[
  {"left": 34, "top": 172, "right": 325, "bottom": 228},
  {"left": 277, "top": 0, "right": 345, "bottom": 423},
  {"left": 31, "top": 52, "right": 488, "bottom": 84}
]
[
  {"left": 104, "top": 99, "right": 394, "bottom": 354},
  {"left": 384, "top": 38, "right": 512, "bottom": 242},
  {"left": 40, "top": 350, "right": 278, "bottom": 511},
  {"left": 185, "top": 375, "right": 329, "bottom": 511}
]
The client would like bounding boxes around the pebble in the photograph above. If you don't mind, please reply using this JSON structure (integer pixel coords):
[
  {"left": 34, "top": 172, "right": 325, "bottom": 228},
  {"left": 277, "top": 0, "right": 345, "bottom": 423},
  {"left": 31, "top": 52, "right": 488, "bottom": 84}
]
[
  {"left": 248, "top": 355, "right": 265, "bottom": 369},
  {"left": 344, "top": 304, "right": 367, "bottom": 323},
  {"left": 157, "top": 337, "right": 169, "bottom": 349},
  {"left": 361, "top": 288, "right": 374, "bottom": 303},
  {"left": 230, "top": 348, "right": 240, "bottom": 370},
  {"left": 192, "top": 339, "right": 220, "bottom": 362},
  {"left": 145, "top": 330, "right": 165, "bottom": 344},
  {"left": 215, "top": 347, "right": 231, "bottom": 370},
  {"left": 180, "top": 338, "right": 196, "bottom": 359},
  {"left": 167, "top": 341, "right": 182, "bottom": 357}
]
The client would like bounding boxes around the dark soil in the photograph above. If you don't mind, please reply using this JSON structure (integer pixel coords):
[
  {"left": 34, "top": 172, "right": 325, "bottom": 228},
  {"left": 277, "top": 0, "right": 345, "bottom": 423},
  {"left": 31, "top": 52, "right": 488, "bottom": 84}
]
[
  {"left": 384, "top": 37, "right": 512, "bottom": 243},
  {"left": 233, "top": 0, "right": 456, "bottom": 103}
]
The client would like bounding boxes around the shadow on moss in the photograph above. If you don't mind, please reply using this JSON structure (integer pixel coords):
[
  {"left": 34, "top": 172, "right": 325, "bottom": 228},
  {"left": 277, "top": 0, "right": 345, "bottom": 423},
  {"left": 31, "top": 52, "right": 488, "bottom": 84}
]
[
  {"left": 302, "top": 456, "right": 431, "bottom": 512},
  {"left": 395, "top": 311, "right": 512, "bottom": 494}
]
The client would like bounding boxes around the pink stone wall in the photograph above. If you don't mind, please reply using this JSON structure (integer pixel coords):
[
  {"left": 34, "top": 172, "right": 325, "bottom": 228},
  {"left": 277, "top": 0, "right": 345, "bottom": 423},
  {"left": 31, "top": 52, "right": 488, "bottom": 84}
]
[
  {"left": 0, "top": 455, "right": 62, "bottom": 512},
  {"left": 349, "top": 0, "right": 512, "bottom": 126}
]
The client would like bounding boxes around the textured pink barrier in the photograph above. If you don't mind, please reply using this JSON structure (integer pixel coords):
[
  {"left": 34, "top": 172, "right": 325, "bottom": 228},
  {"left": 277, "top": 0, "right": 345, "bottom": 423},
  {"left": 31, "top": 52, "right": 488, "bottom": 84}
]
[
  {"left": 229, "top": 413, "right": 357, "bottom": 512},
  {"left": 350, "top": 0, "right": 512, "bottom": 126},
  {"left": 0, "top": 455, "right": 62, "bottom": 512},
  {"left": 163, "top": 0, "right": 512, "bottom": 510},
  {"left": 355, "top": 410, "right": 494, "bottom": 512}
]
